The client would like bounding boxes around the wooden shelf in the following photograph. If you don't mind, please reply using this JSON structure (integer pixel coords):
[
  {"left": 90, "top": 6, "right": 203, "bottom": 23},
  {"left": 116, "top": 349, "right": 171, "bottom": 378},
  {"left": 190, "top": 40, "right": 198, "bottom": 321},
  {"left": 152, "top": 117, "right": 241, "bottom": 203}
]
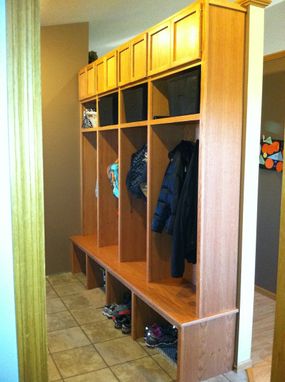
[
  {"left": 150, "top": 114, "right": 200, "bottom": 125},
  {"left": 120, "top": 120, "right": 148, "bottom": 129},
  {"left": 70, "top": 234, "right": 197, "bottom": 326},
  {"left": 81, "top": 127, "right": 97, "bottom": 133},
  {"left": 98, "top": 124, "right": 119, "bottom": 131}
]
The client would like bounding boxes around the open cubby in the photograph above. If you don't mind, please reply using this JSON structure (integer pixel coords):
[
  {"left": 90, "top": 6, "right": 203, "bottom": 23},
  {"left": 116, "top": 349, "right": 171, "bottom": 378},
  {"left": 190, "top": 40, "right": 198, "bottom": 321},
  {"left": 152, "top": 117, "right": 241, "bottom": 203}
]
[
  {"left": 97, "top": 129, "right": 118, "bottom": 248},
  {"left": 119, "top": 127, "right": 147, "bottom": 262},
  {"left": 121, "top": 83, "right": 148, "bottom": 123},
  {"left": 98, "top": 92, "right": 118, "bottom": 127},
  {"left": 148, "top": 123, "right": 199, "bottom": 283},
  {"left": 82, "top": 132, "right": 97, "bottom": 236},
  {"left": 106, "top": 271, "right": 131, "bottom": 306},
  {"left": 151, "top": 66, "right": 201, "bottom": 120},
  {"left": 81, "top": 100, "right": 97, "bottom": 129}
]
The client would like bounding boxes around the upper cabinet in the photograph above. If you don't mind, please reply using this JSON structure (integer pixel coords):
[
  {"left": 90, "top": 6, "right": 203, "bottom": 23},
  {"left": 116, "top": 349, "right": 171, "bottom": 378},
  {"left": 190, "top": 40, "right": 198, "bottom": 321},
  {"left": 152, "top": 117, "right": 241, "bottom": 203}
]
[
  {"left": 131, "top": 33, "right": 148, "bottom": 82},
  {"left": 79, "top": 3, "right": 203, "bottom": 95},
  {"left": 118, "top": 43, "right": 131, "bottom": 86},
  {"left": 87, "top": 63, "right": 96, "bottom": 97},
  {"left": 105, "top": 50, "right": 117, "bottom": 90},
  {"left": 78, "top": 67, "right": 87, "bottom": 100},
  {"left": 171, "top": 4, "right": 202, "bottom": 68},
  {"left": 148, "top": 21, "right": 171, "bottom": 76}
]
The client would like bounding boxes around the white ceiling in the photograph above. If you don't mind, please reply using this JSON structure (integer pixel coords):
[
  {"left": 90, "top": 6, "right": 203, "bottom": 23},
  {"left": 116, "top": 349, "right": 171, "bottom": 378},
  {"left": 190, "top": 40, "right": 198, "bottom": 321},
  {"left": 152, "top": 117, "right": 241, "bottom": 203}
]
[{"left": 41, "top": 0, "right": 285, "bottom": 56}]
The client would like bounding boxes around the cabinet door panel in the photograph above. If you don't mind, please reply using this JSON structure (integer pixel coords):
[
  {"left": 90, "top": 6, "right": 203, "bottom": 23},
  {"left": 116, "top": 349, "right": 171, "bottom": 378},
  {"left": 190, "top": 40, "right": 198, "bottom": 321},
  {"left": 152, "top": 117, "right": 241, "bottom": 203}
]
[
  {"left": 148, "top": 21, "right": 171, "bottom": 76},
  {"left": 172, "top": 5, "right": 201, "bottom": 67},
  {"left": 96, "top": 58, "right": 105, "bottom": 94},
  {"left": 87, "top": 63, "right": 95, "bottom": 97},
  {"left": 131, "top": 33, "right": 147, "bottom": 81},
  {"left": 79, "top": 68, "right": 87, "bottom": 100},
  {"left": 118, "top": 43, "right": 131, "bottom": 86},
  {"left": 106, "top": 51, "right": 117, "bottom": 90}
]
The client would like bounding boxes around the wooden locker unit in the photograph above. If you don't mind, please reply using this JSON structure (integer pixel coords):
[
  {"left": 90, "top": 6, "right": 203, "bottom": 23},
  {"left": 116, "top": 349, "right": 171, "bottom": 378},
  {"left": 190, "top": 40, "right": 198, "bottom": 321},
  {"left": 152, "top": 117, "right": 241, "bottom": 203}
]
[
  {"left": 71, "top": 1, "right": 247, "bottom": 381},
  {"left": 86, "top": 63, "right": 96, "bottom": 97}
]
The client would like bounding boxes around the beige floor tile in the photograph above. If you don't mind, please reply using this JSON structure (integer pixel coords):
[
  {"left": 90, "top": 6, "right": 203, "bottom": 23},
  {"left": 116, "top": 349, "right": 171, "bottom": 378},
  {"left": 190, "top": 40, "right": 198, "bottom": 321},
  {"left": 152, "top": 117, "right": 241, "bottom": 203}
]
[
  {"left": 224, "top": 370, "right": 248, "bottom": 382},
  {"left": 111, "top": 356, "right": 172, "bottom": 382},
  {"left": 46, "top": 283, "right": 58, "bottom": 299},
  {"left": 52, "top": 345, "right": 106, "bottom": 378},
  {"left": 136, "top": 337, "right": 159, "bottom": 355},
  {"left": 95, "top": 336, "right": 147, "bottom": 366},
  {"left": 70, "top": 306, "right": 106, "bottom": 325},
  {"left": 203, "top": 376, "right": 229, "bottom": 382},
  {"left": 63, "top": 367, "right": 118, "bottom": 382},
  {"left": 48, "top": 354, "right": 61, "bottom": 381},
  {"left": 52, "top": 281, "right": 85, "bottom": 297},
  {"left": 47, "top": 298, "right": 67, "bottom": 314},
  {"left": 47, "top": 311, "right": 78, "bottom": 332},
  {"left": 47, "top": 273, "right": 79, "bottom": 286},
  {"left": 48, "top": 327, "right": 90, "bottom": 353},
  {"left": 61, "top": 289, "right": 105, "bottom": 311},
  {"left": 152, "top": 353, "right": 177, "bottom": 380},
  {"left": 74, "top": 272, "right": 87, "bottom": 286},
  {"left": 82, "top": 319, "right": 124, "bottom": 344}
]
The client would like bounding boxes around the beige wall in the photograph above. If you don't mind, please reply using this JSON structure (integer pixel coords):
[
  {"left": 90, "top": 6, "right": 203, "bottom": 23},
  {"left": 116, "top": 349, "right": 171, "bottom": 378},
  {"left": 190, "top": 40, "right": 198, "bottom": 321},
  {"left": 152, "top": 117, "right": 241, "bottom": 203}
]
[{"left": 41, "top": 23, "right": 88, "bottom": 274}]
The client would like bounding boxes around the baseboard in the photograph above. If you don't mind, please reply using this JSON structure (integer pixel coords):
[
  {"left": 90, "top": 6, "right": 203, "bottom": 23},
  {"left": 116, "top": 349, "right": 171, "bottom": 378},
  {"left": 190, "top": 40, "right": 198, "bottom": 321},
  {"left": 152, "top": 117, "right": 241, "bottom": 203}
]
[
  {"left": 234, "top": 359, "right": 253, "bottom": 372},
  {"left": 255, "top": 285, "right": 276, "bottom": 300}
]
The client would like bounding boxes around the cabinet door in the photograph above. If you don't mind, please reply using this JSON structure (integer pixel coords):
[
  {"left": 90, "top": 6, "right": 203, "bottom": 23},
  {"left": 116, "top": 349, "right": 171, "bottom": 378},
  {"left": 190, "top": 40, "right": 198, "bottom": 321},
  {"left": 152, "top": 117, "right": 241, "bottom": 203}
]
[
  {"left": 171, "top": 4, "right": 201, "bottom": 67},
  {"left": 148, "top": 21, "right": 171, "bottom": 76},
  {"left": 78, "top": 67, "right": 87, "bottom": 100},
  {"left": 105, "top": 50, "right": 117, "bottom": 90},
  {"left": 118, "top": 43, "right": 131, "bottom": 86},
  {"left": 87, "top": 63, "right": 96, "bottom": 97},
  {"left": 96, "top": 58, "right": 105, "bottom": 94},
  {"left": 131, "top": 33, "right": 147, "bottom": 81}
]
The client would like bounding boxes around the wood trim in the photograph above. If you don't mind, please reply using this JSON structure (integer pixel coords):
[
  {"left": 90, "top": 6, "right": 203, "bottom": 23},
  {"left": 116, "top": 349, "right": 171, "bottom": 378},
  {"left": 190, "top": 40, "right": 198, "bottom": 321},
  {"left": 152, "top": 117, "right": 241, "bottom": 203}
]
[
  {"left": 246, "top": 367, "right": 255, "bottom": 382},
  {"left": 6, "top": 0, "right": 48, "bottom": 380},
  {"left": 264, "top": 50, "right": 285, "bottom": 62},
  {"left": 238, "top": 0, "right": 271, "bottom": 8},
  {"left": 255, "top": 285, "right": 276, "bottom": 300},
  {"left": 210, "top": 0, "right": 247, "bottom": 12}
]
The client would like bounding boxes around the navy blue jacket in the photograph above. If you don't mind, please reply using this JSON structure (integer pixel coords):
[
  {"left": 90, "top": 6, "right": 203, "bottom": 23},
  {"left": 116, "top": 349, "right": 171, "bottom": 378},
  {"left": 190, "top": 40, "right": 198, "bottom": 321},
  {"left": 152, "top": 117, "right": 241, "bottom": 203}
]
[{"left": 151, "top": 140, "right": 195, "bottom": 234}]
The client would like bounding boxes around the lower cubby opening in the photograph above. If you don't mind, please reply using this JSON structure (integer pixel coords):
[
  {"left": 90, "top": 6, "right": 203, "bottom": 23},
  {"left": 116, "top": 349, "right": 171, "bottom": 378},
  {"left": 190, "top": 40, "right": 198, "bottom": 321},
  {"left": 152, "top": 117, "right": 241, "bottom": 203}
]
[
  {"left": 132, "top": 294, "right": 178, "bottom": 371},
  {"left": 119, "top": 126, "right": 147, "bottom": 262},
  {"left": 71, "top": 245, "right": 87, "bottom": 282},
  {"left": 148, "top": 123, "right": 199, "bottom": 284}
]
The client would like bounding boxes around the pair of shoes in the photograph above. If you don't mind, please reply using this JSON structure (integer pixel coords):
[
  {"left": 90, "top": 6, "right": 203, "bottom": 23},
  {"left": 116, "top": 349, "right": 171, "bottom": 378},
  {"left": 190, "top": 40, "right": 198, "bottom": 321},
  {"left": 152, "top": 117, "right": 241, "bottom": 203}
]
[
  {"left": 144, "top": 323, "right": 178, "bottom": 348},
  {"left": 113, "top": 315, "right": 131, "bottom": 334},
  {"left": 102, "top": 303, "right": 131, "bottom": 319}
]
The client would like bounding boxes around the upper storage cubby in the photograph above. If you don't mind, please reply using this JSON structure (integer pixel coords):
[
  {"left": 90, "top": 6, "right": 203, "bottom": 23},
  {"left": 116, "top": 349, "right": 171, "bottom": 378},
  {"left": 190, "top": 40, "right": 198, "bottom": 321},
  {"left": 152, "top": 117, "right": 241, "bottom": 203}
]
[
  {"left": 121, "top": 83, "right": 148, "bottom": 123},
  {"left": 151, "top": 66, "right": 201, "bottom": 120},
  {"left": 81, "top": 100, "right": 97, "bottom": 130},
  {"left": 98, "top": 92, "right": 118, "bottom": 127}
]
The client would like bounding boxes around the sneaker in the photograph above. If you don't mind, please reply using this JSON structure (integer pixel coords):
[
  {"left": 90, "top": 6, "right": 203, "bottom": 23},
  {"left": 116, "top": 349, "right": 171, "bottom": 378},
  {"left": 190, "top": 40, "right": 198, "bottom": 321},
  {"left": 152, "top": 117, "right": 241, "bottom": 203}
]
[
  {"left": 121, "top": 317, "right": 131, "bottom": 334},
  {"left": 111, "top": 304, "right": 131, "bottom": 319},
  {"left": 113, "top": 315, "right": 130, "bottom": 329},
  {"left": 102, "top": 304, "right": 117, "bottom": 319},
  {"left": 144, "top": 324, "right": 178, "bottom": 348}
]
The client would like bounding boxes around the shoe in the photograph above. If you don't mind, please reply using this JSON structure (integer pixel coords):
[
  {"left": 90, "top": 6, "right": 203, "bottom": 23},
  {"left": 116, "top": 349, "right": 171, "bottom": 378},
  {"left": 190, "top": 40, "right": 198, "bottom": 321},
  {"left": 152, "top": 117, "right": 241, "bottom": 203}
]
[
  {"left": 102, "top": 304, "right": 117, "bottom": 319},
  {"left": 111, "top": 304, "right": 131, "bottom": 319},
  {"left": 144, "top": 324, "right": 178, "bottom": 348},
  {"left": 121, "top": 317, "right": 131, "bottom": 334},
  {"left": 113, "top": 315, "right": 130, "bottom": 329}
]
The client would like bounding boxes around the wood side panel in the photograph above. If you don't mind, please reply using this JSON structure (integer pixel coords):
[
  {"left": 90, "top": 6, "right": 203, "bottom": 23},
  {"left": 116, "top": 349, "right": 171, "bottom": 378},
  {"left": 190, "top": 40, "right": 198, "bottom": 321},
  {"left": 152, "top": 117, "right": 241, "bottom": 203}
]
[
  {"left": 119, "top": 127, "right": 147, "bottom": 262},
  {"left": 79, "top": 69, "right": 87, "bottom": 100},
  {"left": 198, "top": 5, "right": 245, "bottom": 316},
  {"left": 97, "top": 130, "right": 119, "bottom": 247},
  {"left": 86, "top": 256, "right": 104, "bottom": 289},
  {"left": 82, "top": 133, "right": 97, "bottom": 235},
  {"left": 71, "top": 245, "right": 86, "bottom": 275},
  {"left": 178, "top": 314, "right": 236, "bottom": 382},
  {"left": 106, "top": 271, "right": 130, "bottom": 305}
]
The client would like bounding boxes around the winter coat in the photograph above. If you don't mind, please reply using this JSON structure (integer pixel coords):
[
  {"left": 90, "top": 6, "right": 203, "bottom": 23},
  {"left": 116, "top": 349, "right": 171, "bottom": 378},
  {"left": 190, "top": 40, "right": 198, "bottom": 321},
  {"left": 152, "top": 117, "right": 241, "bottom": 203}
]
[
  {"left": 172, "top": 141, "right": 199, "bottom": 277},
  {"left": 126, "top": 144, "right": 147, "bottom": 199},
  {"left": 151, "top": 140, "right": 195, "bottom": 235}
]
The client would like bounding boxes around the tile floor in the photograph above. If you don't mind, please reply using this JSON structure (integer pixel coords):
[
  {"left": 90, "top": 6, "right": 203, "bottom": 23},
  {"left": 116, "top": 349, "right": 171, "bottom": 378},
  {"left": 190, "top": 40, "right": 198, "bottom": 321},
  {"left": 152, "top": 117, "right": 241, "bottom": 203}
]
[{"left": 46, "top": 273, "right": 249, "bottom": 382}]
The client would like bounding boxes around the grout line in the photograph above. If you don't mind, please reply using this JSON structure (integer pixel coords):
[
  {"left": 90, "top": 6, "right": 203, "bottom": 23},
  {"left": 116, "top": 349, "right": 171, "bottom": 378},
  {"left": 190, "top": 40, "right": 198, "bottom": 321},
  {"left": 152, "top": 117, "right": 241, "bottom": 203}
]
[
  {"left": 151, "top": 353, "right": 177, "bottom": 381},
  {"left": 49, "top": 351, "right": 64, "bottom": 381},
  {"left": 107, "top": 354, "right": 150, "bottom": 369},
  {"left": 58, "top": 365, "right": 109, "bottom": 381},
  {"left": 49, "top": 343, "right": 95, "bottom": 356}
]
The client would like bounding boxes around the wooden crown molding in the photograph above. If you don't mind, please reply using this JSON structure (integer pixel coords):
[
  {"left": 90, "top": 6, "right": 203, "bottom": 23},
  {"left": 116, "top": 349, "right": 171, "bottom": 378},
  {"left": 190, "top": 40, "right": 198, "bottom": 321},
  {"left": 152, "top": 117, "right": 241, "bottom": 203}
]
[
  {"left": 237, "top": 0, "right": 272, "bottom": 8},
  {"left": 264, "top": 50, "right": 285, "bottom": 62}
]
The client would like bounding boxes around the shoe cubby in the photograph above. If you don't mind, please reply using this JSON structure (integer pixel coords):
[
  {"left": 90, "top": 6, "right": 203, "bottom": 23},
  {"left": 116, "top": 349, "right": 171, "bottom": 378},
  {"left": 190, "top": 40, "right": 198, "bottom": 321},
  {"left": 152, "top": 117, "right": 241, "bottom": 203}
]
[
  {"left": 97, "top": 129, "right": 119, "bottom": 248},
  {"left": 71, "top": 245, "right": 87, "bottom": 279},
  {"left": 119, "top": 126, "right": 147, "bottom": 262},
  {"left": 147, "top": 123, "right": 199, "bottom": 283},
  {"left": 98, "top": 92, "right": 118, "bottom": 127},
  {"left": 151, "top": 66, "right": 201, "bottom": 120},
  {"left": 105, "top": 271, "right": 131, "bottom": 306},
  {"left": 120, "top": 83, "right": 148, "bottom": 123},
  {"left": 82, "top": 132, "right": 97, "bottom": 236}
]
